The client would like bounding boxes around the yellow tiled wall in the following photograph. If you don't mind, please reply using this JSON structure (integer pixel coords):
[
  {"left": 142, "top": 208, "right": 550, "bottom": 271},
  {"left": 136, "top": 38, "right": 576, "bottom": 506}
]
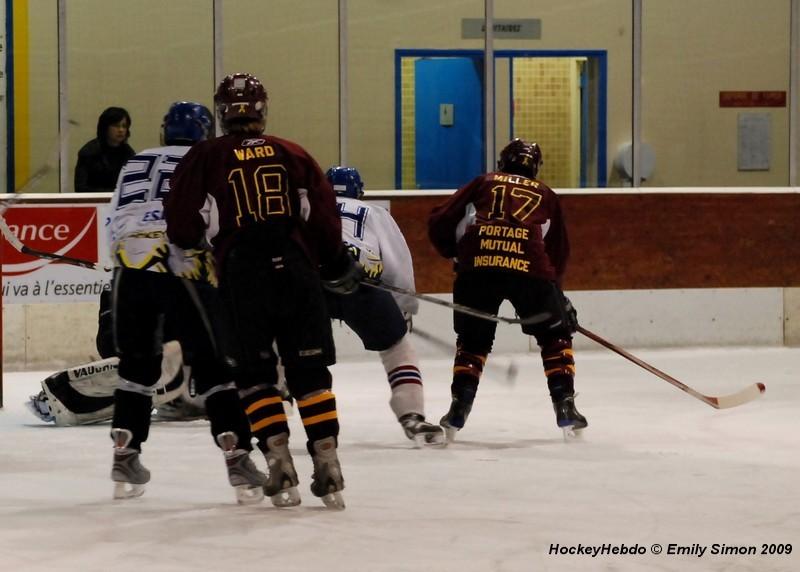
[
  {"left": 512, "top": 58, "right": 579, "bottom": 187},
  {"left": 400, "top": 58, "right": 417, "bottom": 189}
]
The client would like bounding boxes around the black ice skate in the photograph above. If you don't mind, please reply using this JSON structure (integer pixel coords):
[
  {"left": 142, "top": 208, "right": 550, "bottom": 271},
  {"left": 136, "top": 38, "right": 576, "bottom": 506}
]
[
  {"left": 439, "top": 398, "right": 473, "bottom": 443},
  {"left": 110, "top": 428, "right": 150, "bottom": 499},
  {"left": 553, "top": 395, "right": 588, "bottom": 439},
  {"left": 309, "top": 437, "right": 345, "bottom": 510},
  {"left": 216, "top": 431, "right": 267, "bottom": 505},
  {"left": 263, "top": 433, "right": 301, "bottom": 507},
  {"left": 399, "top": 413, "right": 446, "bottom": 447}
]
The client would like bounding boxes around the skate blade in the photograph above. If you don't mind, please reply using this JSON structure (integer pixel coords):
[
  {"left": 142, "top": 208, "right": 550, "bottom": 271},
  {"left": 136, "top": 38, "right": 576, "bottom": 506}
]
[
  {"left": 113, "top": 481, "right": 146, "bottom": 499},
  {"left": 443, "top": 426, "right": 459, "bottom": 443},
  {"left": 320, "top": 491, "right": 345, "bottom": 510},
  {"left": 561, "top": 425, "right": 584, "bottom": 441},
  {"left": 270, "top": 486, "right": 301, "bottom": 508},
  {"left": 411, "top": 431, "right": 447, "bottom": 448},
  {"left": 234, "top": 485, "right": 265, "bottom": 505}
]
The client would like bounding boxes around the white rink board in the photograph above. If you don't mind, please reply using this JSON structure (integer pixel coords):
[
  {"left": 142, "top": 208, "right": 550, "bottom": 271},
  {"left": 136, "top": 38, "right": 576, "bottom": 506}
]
[
  {"left": 333, "top": 287, "right": 785, "bottom": 360},
  {"left": 1, "top": 287, "right": 789, "bottom": 370}
]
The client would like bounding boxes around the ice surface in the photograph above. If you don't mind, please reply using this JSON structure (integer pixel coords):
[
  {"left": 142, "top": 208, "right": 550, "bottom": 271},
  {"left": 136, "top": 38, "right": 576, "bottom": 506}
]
[{"left": 1, "top": 346, "right": 798, "bottom": 572}]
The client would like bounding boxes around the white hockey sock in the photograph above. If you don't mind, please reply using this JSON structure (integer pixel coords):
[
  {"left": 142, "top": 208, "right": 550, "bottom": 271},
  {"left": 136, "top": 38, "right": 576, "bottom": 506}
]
[{"left": 380, "top": 335, "right": 425, "bottom": 419}]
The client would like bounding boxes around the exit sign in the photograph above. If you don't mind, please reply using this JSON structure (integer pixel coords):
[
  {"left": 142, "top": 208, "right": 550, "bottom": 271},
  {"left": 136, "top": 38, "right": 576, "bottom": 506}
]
[{"left": 719, "top": 91, "right": 786, "bottom": 107}]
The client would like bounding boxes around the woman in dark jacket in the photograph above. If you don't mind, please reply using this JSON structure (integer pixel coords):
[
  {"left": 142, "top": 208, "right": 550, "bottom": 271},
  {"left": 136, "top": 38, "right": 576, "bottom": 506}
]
[{"left": 74, "top": 107, "right": 135, "bottom": 193}]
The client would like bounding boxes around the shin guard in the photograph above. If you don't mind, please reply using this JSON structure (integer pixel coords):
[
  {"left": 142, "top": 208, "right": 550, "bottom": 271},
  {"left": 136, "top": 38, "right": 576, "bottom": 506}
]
[
  {"left": 451, "top": 346, "right": 487, "bottom": 403},
  {"left": 239, "top": 384, "right": 290, "bottom": 451},
  {"left": 541, "top": 338, "right": 576, "bottom": 401},
  {"left": 380, "top": 335, "right": 425, "bottom": 419},
  {"left": 297, "top": 390, "right": 339, "bottom": 455}
]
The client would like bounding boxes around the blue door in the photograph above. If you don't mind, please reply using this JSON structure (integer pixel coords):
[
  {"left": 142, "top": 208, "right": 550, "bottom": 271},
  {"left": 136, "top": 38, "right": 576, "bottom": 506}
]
[{"left": 414, "top": 57, "right": 483, "bottom": 189}]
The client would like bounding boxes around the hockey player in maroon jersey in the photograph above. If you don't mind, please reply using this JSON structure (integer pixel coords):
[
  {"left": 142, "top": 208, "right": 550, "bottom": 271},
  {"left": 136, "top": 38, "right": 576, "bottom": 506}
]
[
  {"left": 107, "top": 101, "right": 267, "bottom": 504},
  {"left": 165, "top": 73, "right": 362, "bottom": 509},
  {"left": 428, "top": 138, "right": 586, "bottom": 441}
]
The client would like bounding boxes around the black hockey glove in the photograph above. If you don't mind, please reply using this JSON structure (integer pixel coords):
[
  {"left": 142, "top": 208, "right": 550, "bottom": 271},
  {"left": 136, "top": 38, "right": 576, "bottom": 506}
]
[
  {"left": 321, "top": 249, "right": 365, "bottom": 295},
  {"left": 562, "top": 295, "right": 578, "bottom": 333}
]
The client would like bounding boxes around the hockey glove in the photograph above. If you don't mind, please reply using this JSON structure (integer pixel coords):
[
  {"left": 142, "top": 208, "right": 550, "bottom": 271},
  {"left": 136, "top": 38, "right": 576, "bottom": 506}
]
[
  {"left": 321, "top": 249, "right": 365, "bottom": 295},
  {"left": 562, "top": 295, "right": 578, "bottom": 333}
]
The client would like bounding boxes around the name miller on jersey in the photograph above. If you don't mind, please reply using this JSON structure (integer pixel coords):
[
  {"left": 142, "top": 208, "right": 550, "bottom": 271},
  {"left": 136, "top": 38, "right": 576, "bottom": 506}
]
[
  {"left": 491, "top": 173, "right": 541, "bottom": 188},
  {"left": 234, "top": 145, "right": 275, "bottom": 161}
]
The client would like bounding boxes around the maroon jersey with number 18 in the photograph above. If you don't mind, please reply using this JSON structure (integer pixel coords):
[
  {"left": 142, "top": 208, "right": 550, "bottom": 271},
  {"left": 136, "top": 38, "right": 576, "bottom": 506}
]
[
  {"left": 428, "top": 171, "right": 569, "bottom": 283},
  {"left": 164, "top": 133, "right": 342, "bottom": 269}
]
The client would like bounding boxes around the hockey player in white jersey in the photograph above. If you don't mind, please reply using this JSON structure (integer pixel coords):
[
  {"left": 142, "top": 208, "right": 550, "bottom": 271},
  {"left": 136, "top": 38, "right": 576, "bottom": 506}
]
[
  {"left": 325, "top": 166, "right": 444, "bottom": 446},
  {"left": 106, "top": 102, "right": 266, "bottom": 503}
]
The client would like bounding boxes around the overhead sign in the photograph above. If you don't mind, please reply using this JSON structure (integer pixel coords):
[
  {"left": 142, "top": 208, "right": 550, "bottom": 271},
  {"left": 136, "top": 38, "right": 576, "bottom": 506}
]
[{"left": 461, "top": 18, "right": 541, "bottom": 39}]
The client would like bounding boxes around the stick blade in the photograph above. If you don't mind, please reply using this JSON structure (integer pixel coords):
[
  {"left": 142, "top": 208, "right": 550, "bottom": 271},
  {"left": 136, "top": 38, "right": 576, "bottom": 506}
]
[{"left": 708, "top": 382, "right": 766, "bottom": 409}]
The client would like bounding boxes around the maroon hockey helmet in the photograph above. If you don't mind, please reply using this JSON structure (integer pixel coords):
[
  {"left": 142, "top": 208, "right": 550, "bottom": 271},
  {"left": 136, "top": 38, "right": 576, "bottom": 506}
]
[
  {"left": 497, "top": 138, "right": 543, "bottom": 179},
  {"left": 214, "top": 72, "right": 268, "bottom": 130}
]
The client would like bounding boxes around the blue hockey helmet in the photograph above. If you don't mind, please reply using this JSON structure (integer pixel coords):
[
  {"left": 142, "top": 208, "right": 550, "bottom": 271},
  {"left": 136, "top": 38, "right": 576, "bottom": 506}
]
[
  {"left": 326, "top": 166, "right": 364, "bottom": 199},
  {"left": 162, "top": 101, "right": 213, "bottom": 145}
]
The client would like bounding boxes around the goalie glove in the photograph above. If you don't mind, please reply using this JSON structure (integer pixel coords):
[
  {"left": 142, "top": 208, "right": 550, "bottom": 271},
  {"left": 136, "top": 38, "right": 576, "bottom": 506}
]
[{"left": 321, "top": 248, "right": 365, "bottom": 295}]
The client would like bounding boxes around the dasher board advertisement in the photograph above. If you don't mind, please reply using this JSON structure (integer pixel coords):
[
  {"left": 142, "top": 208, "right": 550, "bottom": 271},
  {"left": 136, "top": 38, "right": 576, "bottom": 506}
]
[{"left": 1, "top": 205, "right": 112, "bottom": 303}]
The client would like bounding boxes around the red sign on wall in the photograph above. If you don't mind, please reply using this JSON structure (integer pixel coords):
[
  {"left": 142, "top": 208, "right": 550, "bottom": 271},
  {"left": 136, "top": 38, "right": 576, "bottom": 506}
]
[
  {"left": 719, "top": 91, "right": 786, "bottom": 107},
  {"left": 1, "top": 206, "right": 98, "bottom": 277}
]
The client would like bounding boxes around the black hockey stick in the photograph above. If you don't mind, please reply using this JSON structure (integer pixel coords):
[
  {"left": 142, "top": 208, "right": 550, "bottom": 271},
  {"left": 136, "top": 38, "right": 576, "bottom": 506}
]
[
  {"left": 0, "top": 215, "right": 100, "bottom": 269},
  {"left": 361, "top": 279, "right": 550, "bottom": 325},
  {"left": 577, "top": 325, "right": 766, "bottom": 409}
]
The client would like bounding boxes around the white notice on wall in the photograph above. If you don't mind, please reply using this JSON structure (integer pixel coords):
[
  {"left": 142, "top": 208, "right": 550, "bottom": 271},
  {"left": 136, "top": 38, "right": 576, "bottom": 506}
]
[{"left": 737, "top": 113, "right": 771, "bottom": 171}]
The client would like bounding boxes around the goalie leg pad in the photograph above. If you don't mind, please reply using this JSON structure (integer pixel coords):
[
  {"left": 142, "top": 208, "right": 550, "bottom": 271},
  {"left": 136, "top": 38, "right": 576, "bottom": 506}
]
[{"left": 38, "top": 357, "right": 120, "bottom": 426}]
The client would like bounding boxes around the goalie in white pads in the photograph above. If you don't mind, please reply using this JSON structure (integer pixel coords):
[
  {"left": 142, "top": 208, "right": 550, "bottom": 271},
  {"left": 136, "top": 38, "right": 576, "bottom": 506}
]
[
  {"left": 26, "top": 340, "right": 189, "bottom": 426},
  {"left": 105, "top": 101, "right": 266, "bottom": 503},
  {"left": 325, "top": 166, "right": 444, "bottom": 446}
]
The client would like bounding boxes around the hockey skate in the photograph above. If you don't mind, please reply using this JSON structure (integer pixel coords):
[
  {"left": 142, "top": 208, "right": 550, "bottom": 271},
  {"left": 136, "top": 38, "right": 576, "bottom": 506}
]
[
  {"left": 553, "top": 395, "right": 588, "bottom": 440},
  {"left": 262, "top": 433, "right": 301, "bottom": 507},
  {"left": 439, "top": 398, "right": 473, "bottom": 443},
  {"left": 309, "top": 437, "right": 345, "bottom": 510},
  {"left": 110, "top": 428, "right": 150, "bottom": 499},
  {"left": 216, "top": 431, "right": 267, "bottom": 505},
  {"left": 399, "top": 413, "right": 446, "bottom": 447}
]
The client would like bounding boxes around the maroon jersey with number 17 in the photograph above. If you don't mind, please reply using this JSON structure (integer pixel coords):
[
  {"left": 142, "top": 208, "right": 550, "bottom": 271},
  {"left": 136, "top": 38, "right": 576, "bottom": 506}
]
[
  {"left": 165, "top": 133, "right": 342, "bottom": 269},
  {"left": 428, "top": 171, "right": 569, "bottom": 283}
]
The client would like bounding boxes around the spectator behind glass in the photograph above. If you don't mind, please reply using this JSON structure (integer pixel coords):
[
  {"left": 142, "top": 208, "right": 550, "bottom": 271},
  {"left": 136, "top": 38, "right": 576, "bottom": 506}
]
[{"left": 74, "top": 107, "right": 135, "bottom": 193}]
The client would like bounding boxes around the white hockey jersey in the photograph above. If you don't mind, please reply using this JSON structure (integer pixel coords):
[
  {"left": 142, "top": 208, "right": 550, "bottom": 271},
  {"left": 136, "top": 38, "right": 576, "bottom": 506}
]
[
  {"left": 108, "top": 145, "right": 215, "bottom": 283},
  {"left": 336, "top": 197, "right": 419, "bottom": 316}
]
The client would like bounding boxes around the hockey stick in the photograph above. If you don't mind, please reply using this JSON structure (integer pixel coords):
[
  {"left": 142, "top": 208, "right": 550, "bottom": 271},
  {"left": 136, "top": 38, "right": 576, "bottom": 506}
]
[
  {"left": 362, "top": 279, "right": 550, "bottom": 325},
  {"left": 0, "top": 215, "right": 99, "bottom": 269},
  {"left": 411, "top": 326, "right": 519, "bottom": 384},
  {"left": 0, "top": 119, "right": 80, "bottom": 211},
  {"left": 576, "top": 325, "right": 766, "bottom": 409}
]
